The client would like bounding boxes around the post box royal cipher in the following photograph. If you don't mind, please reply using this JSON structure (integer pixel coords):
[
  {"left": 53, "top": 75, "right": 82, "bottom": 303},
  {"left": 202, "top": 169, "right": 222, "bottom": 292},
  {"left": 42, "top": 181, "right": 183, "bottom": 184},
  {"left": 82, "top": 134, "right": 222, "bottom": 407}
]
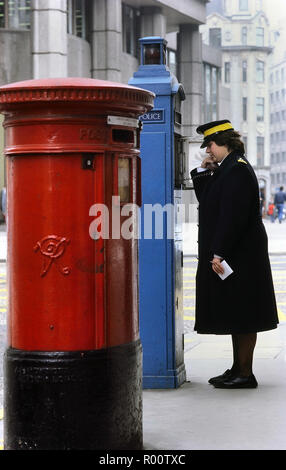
[{"left": 0, "top": 78, "right": 154, "bottom": 450}]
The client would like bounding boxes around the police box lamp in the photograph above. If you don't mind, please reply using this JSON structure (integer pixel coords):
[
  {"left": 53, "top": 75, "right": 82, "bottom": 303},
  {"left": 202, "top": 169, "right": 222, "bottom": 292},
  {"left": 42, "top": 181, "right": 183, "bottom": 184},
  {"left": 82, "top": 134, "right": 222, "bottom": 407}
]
[
  {"left": 196, "top": 119, "right": 234, "bottom": 148},
  {"left": 140, "top": 36, "right": 167, "bottom": 66}
]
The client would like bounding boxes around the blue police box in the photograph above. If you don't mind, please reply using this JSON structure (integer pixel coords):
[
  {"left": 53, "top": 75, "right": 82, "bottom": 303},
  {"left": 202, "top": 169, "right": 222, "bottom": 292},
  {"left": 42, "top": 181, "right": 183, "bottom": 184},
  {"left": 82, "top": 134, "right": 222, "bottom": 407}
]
[{"left": 129, "top": 37, "right": 186, "bottom": 388}]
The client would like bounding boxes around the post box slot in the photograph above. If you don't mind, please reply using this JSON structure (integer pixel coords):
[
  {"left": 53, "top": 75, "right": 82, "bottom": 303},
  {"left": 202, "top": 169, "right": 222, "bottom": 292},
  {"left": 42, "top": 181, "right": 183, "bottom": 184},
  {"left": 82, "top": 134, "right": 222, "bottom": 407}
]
[{"left": 112, "top": 129, "right": 134, "bottom": 144}]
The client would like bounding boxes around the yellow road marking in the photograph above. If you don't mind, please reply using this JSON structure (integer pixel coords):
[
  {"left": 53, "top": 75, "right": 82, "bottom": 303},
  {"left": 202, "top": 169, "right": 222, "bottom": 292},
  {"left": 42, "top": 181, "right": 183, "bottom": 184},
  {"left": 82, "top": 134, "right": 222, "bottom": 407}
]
[
  {"left": 278, "top": 308, "right": 286, "bottom": 321},
  {"left": 0, "top": 309, "right": 6, "bottom": 312},
  {"left": 185, "top": 337, "right": 197, "bottom": 343},
  {"left": 0, "top": 409, "right": 3, "bottom": 420},
  {"left": 0, "top": 289, "right": 6, "bottom": 292},
  {"left": 0, "top": 442, "right": 3, "bottom": 451},
  {"left": 184, "top": 306, "right": 195, "bottom": 310},
  {"left": 183, "top": 295, "right": 195, "bottom": 299},
  {"left": 184, "top": 315, "right": 195, "bottom": 321}
]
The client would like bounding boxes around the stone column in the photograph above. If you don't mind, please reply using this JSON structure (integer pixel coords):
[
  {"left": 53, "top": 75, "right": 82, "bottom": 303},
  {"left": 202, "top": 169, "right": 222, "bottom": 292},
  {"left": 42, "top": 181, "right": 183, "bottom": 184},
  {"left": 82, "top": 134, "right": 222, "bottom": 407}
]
[
  {"left": 91, "top": 0, "right": 121, "bottom": 81},
  {"left": 31, "top": 0, "right": 68, "bottom": 78},
  {"left": 140, "top": 7, "right": 166, "bottom": 38},
  {"left": 177, "top": 24, "right": 203, "bottom": 137}
]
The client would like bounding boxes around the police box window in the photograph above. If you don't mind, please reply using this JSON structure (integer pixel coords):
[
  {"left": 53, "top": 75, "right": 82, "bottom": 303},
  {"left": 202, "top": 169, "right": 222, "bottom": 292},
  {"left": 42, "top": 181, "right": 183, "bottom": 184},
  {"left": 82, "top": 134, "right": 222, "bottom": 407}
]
[
  {"left": 0, "top": 0, "right": 31, "bottom": 29},
  {"left": 122, "top": 3, "right": 140, "bottom": 57},
  {"left": 167, "top": 49, "right": 176, "bottom": 76},
  {"left": 67, "top": 0, "right": 88, "bottom": 40}
]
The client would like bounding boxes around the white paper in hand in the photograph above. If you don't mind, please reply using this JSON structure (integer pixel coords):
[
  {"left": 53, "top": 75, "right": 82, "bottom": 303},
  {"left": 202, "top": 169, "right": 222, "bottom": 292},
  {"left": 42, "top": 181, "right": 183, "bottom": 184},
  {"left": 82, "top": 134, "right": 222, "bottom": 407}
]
[{"left": 217, "top": 260, "right": 233, "bottom": 280}]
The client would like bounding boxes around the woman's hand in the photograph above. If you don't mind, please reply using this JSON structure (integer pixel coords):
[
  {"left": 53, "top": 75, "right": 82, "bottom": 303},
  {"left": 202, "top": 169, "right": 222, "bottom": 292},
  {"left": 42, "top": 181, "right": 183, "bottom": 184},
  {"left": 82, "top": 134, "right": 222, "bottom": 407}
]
[
  {"left": 201, "top": 156, "right": 219, "bottom": 170},
  {"left": 210, "top": 257, "right": 224, "bottom": 275}
]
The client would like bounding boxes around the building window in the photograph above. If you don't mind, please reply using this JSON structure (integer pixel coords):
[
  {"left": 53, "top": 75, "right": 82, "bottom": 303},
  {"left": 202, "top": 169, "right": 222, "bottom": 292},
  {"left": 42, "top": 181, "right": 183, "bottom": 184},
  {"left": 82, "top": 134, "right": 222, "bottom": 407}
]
[
  {"left": 242, "top": 60, "right": 247, "bottom": 81},
  {"left": 239, "top": 0, "right": 248, "bottom": 10},
  {"left": 243, "top": 136, "right": 247, "bottom": 154},
  {"left": 256, "top": 60, "right": 264, "bottom": 82},
  {"left": 275, "top": 70, "right": 279, "bottom": 83},
  {"left": 167, "top": 49, "right": 176, "bottom": 76},
  {"left": 224, "top": 61, "right": 230, "bottom": 83},
  {"left": 67, "top": 0, "right": 87, "bottom": 39},
  {"left": 0, "top": 0, "right": 31, "bottom": 29},
  {"left": 204, "top": 63, "right": 218, "bottom": 121},
  {"left": 257, "top": 136, "right": 264, "bottom": 167},
  {"left": 122, "top": 3, "right": 140, "bottom": 57},
  {"left": 241, "top": 26, "right": 247, "bottom": 45},
  {"left": 256, "top": 27, "right": 264, "bottom": 46},
  {"left": 243, "top": 97, "right": 247, "bottom": 121},
  {"left": 256, "top": 97, "right": 264, "bottom": 121},
  {"left": 209, "top": 28, "right": 221, "bottom": 48}
]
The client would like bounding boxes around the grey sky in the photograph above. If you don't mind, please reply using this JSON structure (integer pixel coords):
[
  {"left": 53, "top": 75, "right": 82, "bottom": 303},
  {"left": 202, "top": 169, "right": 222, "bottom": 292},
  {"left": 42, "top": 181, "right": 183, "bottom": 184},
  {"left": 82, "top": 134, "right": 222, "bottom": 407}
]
[{"left": 264, "top": 0, "right": 286, "bottom": 27}]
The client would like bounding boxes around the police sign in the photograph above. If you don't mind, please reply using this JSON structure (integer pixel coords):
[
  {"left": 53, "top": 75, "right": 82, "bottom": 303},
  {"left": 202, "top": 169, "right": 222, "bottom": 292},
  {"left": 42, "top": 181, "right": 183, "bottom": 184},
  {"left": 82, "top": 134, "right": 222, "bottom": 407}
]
[{"left": 139, "top": 109, "right": 164, "bottom": 123}]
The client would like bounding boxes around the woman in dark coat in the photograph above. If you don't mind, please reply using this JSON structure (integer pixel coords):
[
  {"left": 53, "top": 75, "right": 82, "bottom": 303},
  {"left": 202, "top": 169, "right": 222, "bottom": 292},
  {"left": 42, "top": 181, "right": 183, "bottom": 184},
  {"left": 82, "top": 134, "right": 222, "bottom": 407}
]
[{"left": 191, "top": 120, "right": 279, "bottom": 389}]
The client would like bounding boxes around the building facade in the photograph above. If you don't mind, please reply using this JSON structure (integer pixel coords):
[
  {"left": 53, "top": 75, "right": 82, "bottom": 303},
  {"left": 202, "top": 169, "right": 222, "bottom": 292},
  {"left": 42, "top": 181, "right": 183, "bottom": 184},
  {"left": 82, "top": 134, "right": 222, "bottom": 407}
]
[
  {"left": 201, "top": 0, "right": 272, "bottom": 205},
  {"left": 0, "top": 0, "right": 211, "bottom": 219},
  {"left": 269, "top": 24, "right": 286, "bottom": 198}
]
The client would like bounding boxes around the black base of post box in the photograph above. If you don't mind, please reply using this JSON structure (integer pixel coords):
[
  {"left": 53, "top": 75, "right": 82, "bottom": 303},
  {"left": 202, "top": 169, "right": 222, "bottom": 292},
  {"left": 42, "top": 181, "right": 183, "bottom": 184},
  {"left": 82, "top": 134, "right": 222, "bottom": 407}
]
[{"left": 4, "top": 340, "right": 142, "bottom": 450}]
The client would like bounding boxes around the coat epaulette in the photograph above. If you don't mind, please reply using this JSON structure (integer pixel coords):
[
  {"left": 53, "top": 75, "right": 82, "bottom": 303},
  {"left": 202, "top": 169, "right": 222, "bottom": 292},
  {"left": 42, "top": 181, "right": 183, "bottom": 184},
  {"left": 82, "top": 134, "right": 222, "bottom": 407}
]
[{"left": 237, "top": 157, "right": 247, "bottom": 164}]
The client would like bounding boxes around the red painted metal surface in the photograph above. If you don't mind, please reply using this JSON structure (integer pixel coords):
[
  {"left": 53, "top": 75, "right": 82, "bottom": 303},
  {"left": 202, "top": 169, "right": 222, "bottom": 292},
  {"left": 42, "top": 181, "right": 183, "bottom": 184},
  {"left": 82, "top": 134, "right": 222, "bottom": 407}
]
[{"left": 0, "top": 78, "right": 154, "bottom": 351}]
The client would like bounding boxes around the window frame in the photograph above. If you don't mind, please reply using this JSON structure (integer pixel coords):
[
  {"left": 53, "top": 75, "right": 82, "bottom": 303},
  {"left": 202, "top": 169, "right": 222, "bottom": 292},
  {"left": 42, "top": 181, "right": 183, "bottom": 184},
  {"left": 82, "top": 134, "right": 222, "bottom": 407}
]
[
  {"left": 239, "top": 0, "right": 248, "bottom": 11},
  {"left": 256, "top": 97, "right": 264, "bottom": 122},
  {"left": 224, "top": 61, "right": 231, "bottom": 83},
  {"left": 122, "top": 2, "right": 140, "bottom": 58},
  {"left": 257, "top": 136, "right": 265, "bottom": 167},
  {"left": 209, "top": 27, "right": 222, "bottom": 48},
  {"left": 256, "top": 27, "right": 264, "bottom": 47},
  {"left": 241, "top": 26, "right": 247, "bottom": 45},
  {"left": 0, "top": 0, "right": 31, "bottom": 29},
  {"left": 67, "top": 0, "right": 87, "bottom": 40},
  {"left": 242, "top": 97, "right": 247, "bottom": 121},
  {"left": 256, "top": 60, "right": 265, "bottom": 83}
]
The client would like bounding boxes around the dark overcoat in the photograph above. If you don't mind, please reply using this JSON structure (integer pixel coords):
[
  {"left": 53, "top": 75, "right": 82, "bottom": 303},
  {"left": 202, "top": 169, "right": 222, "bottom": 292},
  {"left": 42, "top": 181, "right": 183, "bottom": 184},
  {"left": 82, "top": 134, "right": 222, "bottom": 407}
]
[{"left": 191, "top": 150, "right": 279, "bottom": 335}]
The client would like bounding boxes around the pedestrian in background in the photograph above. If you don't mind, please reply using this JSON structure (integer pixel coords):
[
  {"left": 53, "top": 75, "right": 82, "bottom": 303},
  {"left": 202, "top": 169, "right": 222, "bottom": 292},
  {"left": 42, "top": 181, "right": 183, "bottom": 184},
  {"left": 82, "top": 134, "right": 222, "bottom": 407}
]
[
  {"left": 267, "top": 200, "right": 276, "bottom": 223},
  {"left": 191, "top": 119, "right": 279, "bottom": 389},
  {"left": 0, "top": 186, "right": 6, "bottom": 223},
  {"left": 274, "top": 186, "right": 286, "bottom": 224}
]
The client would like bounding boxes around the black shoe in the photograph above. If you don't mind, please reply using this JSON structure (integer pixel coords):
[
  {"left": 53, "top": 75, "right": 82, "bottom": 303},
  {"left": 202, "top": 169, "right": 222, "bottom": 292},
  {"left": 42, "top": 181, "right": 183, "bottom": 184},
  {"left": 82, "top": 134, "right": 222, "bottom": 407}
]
[
  {"left": 208, "top": 369, "right": 234, "bottom": 385},
  {"left": 214, "top": 374, "right": 258, "bottom": 389}
]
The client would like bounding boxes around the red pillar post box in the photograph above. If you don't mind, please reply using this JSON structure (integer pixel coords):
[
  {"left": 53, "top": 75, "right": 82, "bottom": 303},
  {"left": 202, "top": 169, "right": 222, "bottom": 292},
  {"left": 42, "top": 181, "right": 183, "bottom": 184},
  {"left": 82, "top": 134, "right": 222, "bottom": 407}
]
[{"left": 0, "top": 78, "right": 154, "bottom": 450}]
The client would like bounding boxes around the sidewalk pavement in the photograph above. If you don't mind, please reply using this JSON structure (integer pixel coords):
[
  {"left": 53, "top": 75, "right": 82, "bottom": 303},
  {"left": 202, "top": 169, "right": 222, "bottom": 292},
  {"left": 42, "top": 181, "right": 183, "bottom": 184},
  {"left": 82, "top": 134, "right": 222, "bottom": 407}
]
[
  {"left": 183, "top": 217, "right": 286, "bottom": 257},
  {"left": 1, "top": 219, "right": 286, "bottom": 450},
  {"left": 143, "top": 218, "right": 286, "bottom": 450}
]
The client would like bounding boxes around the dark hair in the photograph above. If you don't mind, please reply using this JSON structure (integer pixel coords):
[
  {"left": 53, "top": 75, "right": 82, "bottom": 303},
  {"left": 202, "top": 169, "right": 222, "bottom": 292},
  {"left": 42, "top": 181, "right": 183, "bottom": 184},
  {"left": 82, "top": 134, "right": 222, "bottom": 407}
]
[
  {"left": 211, "top": 130, "right": 245, "bottom": 154},
  {"left": 280, "top": 186, "right": 284, "bottom": 191}
]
